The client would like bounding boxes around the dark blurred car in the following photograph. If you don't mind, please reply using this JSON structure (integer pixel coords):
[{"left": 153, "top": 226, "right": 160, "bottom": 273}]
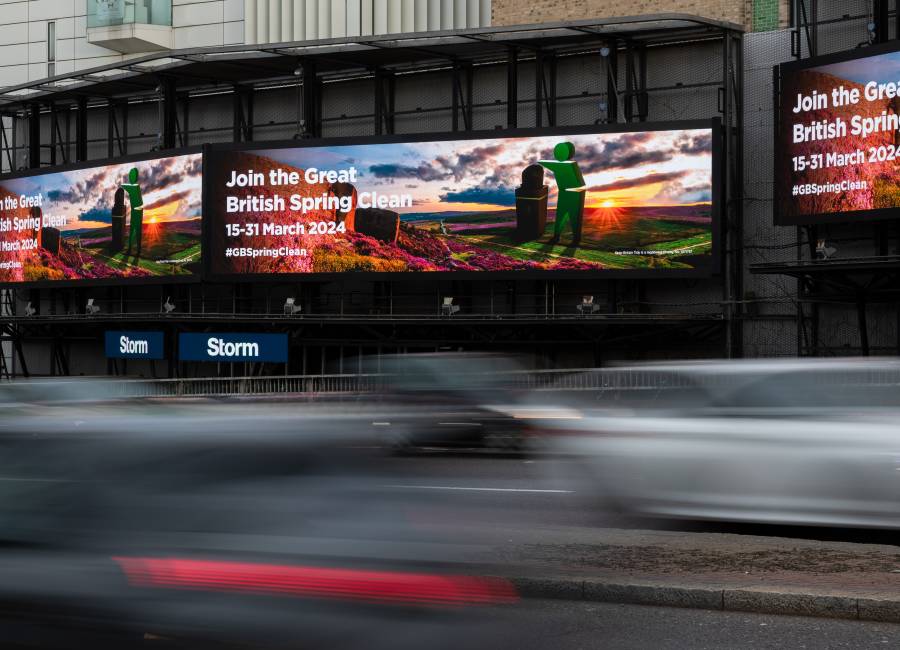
[
  {"left": 367, "top": 353, "right": 532, "bottom": 451},
  {"left": 0, "top": 384, "right": 519, "bottom": 649}
]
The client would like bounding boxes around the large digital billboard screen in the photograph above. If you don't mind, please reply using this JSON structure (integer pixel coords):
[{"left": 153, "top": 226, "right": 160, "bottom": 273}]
[
  {"left": 776, "top": 43, "right": 900, "bottom": 225},
  {"left": 207, "top": 123, "right": 717, "bottom": 278},
  {"left": 0, "top": 151, "right": 202, "bottom": 285}
]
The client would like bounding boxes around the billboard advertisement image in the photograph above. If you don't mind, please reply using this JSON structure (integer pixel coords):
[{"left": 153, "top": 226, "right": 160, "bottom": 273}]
[
  {"left": 208, "top": 124, "right": 716, "bottom": 277},
  {"left": 0, "top": 151, "right": 202, "bottom": 285},
  {"left": 777, "top": 44, "right": 900, "bottom": 224}
]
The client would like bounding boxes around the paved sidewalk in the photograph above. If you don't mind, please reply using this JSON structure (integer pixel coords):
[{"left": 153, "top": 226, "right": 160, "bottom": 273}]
[{"left": 464, "top": 525, "right": 900, "bottom": 620}]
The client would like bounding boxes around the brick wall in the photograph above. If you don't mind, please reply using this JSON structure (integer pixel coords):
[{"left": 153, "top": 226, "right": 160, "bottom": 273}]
[{"left": 492, "top": 0, "right": 792, "bottom": 32}]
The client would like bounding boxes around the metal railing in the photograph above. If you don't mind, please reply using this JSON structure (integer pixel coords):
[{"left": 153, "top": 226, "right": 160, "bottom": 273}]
[{"left": 7, "top": 361, "right": 900, "bottom": 399}]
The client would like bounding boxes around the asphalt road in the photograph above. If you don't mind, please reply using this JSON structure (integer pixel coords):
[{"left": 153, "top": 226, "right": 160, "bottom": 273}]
[
  {"left": 381, "top": 450, "right": 900, "bottom": 546},
  {"left": 502, "top": 600, "right": 900, "bottom": 649}
]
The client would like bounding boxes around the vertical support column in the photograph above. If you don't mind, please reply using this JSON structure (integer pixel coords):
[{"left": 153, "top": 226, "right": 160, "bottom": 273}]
[
  {"left": 107, "top": 99, "right": 128, "bottom": 157},
  {"left": 857, "top": 296, "right": 870, "bottom": 356},
  {"left": 180, "top": 92, "right": 190, "bottom": 147},
  {"left": 49, "top": 102, "right": 57, "bottom": 166},
  {"left": 465, "top": 63, "right": 474, "bottom": 130},
  {"left": 506, "top": 45, "right": 517, "bottom": 128},
  {"left": 722, "top": 32, "right": 744, "bottom": 359},
  {"left": 874, "top": 0, "right": 889, "bottom": 43},
  {"left": 637, "top": 45, "right": 648, "bottom": 121},
  {"left": 535, "top": 49, "right": 543, "bottom": 128},
  {"left": 605, "top": 40, "right": 618, "bottom": 123},
  {"left": 809, "top": 0, "right": 818, "bottom": 56},
  {"left": 451, "top": 63, "right": 461, "bottom": 131},
  {"left": 547, "top": 53, "right": 557, "bottom": 126},
  {"left": 161, "top": 77, "right": 178, "bottom": 150},
  {"left": 385, "top": 73, "right": 395, "bottom": 134},
  {"left": 624, "top": 41, "right": 635, "bottom": 122},
  {"left": 302, "top": 58, "right": 320, "bottom": 138},
  {"left": 28, "top": 103, "right": 40, "bottom": 169},
  {"left": 232, "top": 85, "right": 254, "bottom": 142},
  {"left": 374, "top": 68, "right": 393, "bottom": 135},
  {"left": 107, "top": 100, "right": 116, "bottom": 158},
  {"left": 75, "top": 97, "right": 88, "bottom": 162}
]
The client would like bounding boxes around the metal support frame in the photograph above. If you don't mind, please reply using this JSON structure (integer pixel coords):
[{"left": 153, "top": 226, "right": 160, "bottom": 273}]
[
  {"left": 874, "top": 0, "right": 890, "bottom": 43},
  {"left": 107, "top": 98, "right": 128, "bottom": 157},
  {"left": 232, "top": 85, "right": 254, "bottom": 142},
  {"left": 451, "top": 62, "right": 473, "bottom": 131},
  {"left": 605, "top": 41, "right": 619, "bottom": 123},
  {"left": 507, "top": 46, "right": 518, "bottom": 128},
  {"left": 535, "top": 50, "right": 557, "bottom": 127},
  {"left": 49, "top": 338, "right": 70, "bottom": 376},
  {"left": 722, "top": 31, "right": 743, "bottom": 358},
  {"left": 161, "top": 76, "right": 179, "bottom": 150},
  {"left": 623, "top": 42, "right": 648, "bottom": 122},
  {"left": 373, "top": 68, "right": 395, "bottom": 135},
  {"left": 0, "top": 17, "right": 743, "bottom": 375},
  {"left": 0, "top": 111, "right": 16, "bottom": 172},
  {"left": 792, "top": 0, "right": 819, "bottom": 58},
  {"left": 28, "top": 103, "right": 40, "bottom": 168},
  {"left": 301, "top": 59, "right": 321, "bottom": 138},
  {"left": 75, "top": 97, "right": 88, "bottom": 162},
  {"left": 49, "top": 102, "right": 70, "bottom": 166}
]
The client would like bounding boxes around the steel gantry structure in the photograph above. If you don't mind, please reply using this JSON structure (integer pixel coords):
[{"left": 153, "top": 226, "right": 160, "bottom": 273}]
[{"left": 0, "top": 14, "right": 743, "bottom": 378}]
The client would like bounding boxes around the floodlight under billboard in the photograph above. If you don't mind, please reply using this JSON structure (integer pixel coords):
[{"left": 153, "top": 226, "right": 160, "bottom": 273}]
[
  {"left": 776, "top": 42, "right": 900, "bottom": 225},
  {"left": 0, "top": 149, "right": 203, "bottom": 286},
  {"left": 206, "top": 122, "right": 719, "bottom": 279}
]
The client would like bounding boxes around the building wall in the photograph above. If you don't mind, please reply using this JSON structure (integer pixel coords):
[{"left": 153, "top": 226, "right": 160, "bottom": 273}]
[
  {"left": 491, "top": 0, "right": 791, "bottom": 32},
  {"left": 0, "top": 1, "right": 494, "bottom": 90},
  {"left": 243, "top": 0, "right": 491, "bottom": 43},
  {"left": 0, "top": 0, "right": 246, "bottom": 89}
]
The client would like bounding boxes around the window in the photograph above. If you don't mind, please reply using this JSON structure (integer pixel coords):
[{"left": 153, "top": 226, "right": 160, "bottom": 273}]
[{"left": 47, "top": 21, "right": 56, "bottom": 76}]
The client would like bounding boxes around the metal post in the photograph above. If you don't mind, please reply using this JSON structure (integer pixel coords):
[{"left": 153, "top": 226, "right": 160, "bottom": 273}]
[
  {"left": 624, "top": 42, "right": 634, "bottom": 122},
  {"left": 451, "top": 63, "right": 461, "bottom": 131},
  {"left": 874, "top": 0, "right": 889, "bottom": 43},
  {"left": 76, "top": 97, "right": 88, "bottom": 161},
  {"left": 161, "top": 77, "right": 178, "bottom": 149},
  {"left": 535, "top": 49, "right": 543, "bottom": 128},
  {"left": 28, "top": 103, "right": 40, "bottom": 168},
  {"left": 302, "top": 59, "right": 319, "bottom": 137},
  {"left": 49, "top": 102, "right": 57, "bottom": 166},
  {"left": 606, "top": 40, "right": 618, "bottom": 123},
  {"left": 857, "top": 296, "right": 870, "bottom": 356},
  {"left": 547, "top": 53, "right": 557, "bottom": 126},
  {"left": 506, "top": 45, "right": 518, "bottom": 128},
  {"left": 374, "top": 68, "right": 384, "bottom": 135}
]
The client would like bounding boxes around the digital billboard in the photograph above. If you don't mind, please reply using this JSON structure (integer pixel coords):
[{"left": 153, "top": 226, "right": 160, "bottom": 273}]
[
  {"left": 776, "top": 43, "right": 900, "bottom": 225},
  {"left": 207, "top": 123, "right": 717, "bottom": 278},
  {"left": 0, "top": 151, "right": 202, "bottom": 285}
]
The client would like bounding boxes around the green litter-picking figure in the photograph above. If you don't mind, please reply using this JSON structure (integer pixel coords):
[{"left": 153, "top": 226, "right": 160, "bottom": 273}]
[
  {"left": 539, "top": 142, "right": 587, "bottom": 245},
  {"left": 122, "top": 167, "right": 144, "bottom": 258}
]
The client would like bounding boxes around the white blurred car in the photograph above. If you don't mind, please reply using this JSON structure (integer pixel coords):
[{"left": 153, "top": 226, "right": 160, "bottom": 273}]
[{"left": 547, "top": 359, "right": 900, "bottom": 529}]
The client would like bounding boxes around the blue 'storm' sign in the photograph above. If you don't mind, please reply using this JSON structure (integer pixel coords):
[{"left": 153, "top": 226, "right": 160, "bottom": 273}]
[
  {"left": 105, "top": 331, "right": 164, "bottom": 359},
  {"left": 179, "top": 333, "right": 288, "bottom": 362}
]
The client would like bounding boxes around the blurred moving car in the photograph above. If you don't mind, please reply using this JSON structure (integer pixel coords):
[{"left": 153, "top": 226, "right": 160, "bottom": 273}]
[
  {"left": 546, "top": 359, "right": 900, "bottom": 529},
  {"left": 0, "top": 382, "right": 519, "bottom": 649},
  {"left": 367, "top": 353, "right": 532, "bottom": 451}
]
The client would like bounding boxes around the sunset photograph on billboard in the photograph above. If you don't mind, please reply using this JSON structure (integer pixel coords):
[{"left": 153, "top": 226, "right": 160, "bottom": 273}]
[
  {"left": 208, "top": 124, "right": 715, "bottom": 277},
  {"left": 0, "top": 152, "right": 202, "bottom": 285}
]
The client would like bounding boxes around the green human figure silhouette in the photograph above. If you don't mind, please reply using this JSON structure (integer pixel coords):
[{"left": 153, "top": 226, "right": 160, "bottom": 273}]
[
  {"left": 539, "top": 142, "right": 587, "bottom": 245},
  {"left": 122, "top": 167, "right": 144, "bottom": 258}
]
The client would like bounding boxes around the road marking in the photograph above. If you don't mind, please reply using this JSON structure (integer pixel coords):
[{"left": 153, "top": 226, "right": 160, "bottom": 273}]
[
  {"left": 0, "top": 476, "right": 74, "bottom": 483},
  {"left": 383, "top": 485, "right": 573, "bottom": 494}
]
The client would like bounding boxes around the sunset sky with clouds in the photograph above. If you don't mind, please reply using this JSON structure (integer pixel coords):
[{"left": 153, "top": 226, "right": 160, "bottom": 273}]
[
  {"left": 257, "top": 128, "right": 712, "bottom": 216},
  {"left": 0, "top": 152, "right": 203, "bottom": 231}
]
